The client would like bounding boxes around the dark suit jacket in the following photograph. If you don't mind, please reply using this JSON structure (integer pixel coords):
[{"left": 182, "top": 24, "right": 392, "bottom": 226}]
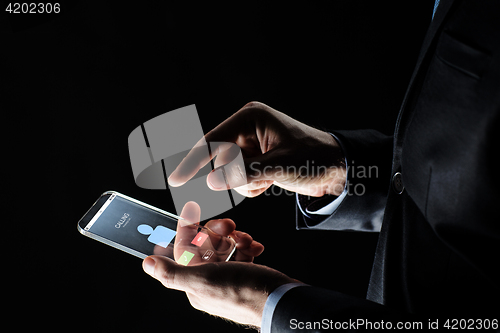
[{"left": 273, "top": 0, "right": 500, "bottom": 330}]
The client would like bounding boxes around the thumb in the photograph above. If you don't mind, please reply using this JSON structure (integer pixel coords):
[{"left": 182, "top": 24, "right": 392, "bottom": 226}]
[
  {"left": 206, "top": 152, "right": 281, "bottom": 190},
  {"left": 143, "top": 255, "right": 192, "bottom": 292},
  {"left": 178, "top": 201, "right": 201, "bottom": 225}
]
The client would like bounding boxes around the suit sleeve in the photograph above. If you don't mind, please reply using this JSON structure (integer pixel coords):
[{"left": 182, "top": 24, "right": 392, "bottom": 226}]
[
  {"left": 270, "top": 285, "right": 410, "bottom": 332},
  {"left": 296, "top": 129, "right": 393, "bottom": 232}
]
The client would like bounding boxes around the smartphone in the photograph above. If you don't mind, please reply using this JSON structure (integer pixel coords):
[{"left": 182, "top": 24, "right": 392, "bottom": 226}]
[{"left": 77, "top": 191, "right": 236, "bottom": 266}]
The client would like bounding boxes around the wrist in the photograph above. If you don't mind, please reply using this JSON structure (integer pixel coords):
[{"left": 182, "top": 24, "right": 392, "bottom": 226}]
[{"left": 319, "top": 132, "right": 347, "bottom": 196}]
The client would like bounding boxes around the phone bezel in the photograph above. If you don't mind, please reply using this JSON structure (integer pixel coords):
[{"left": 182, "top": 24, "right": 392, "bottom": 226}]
[
  {"left": 77, "top": 191, "right": 237, "bottom": 262},
  {"left": 77, "top": 191, "right": 183, "bottom": 259}
]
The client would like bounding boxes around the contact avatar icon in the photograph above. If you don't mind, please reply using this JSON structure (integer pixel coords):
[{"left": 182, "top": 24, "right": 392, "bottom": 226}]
[{"left": 137, "top": 224, "right": 176, "bottom": 248}]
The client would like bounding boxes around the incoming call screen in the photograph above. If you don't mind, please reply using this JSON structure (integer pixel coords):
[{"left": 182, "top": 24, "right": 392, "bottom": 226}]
[{"left": 86, "top": 194, "right": 178, "bottom": 257}]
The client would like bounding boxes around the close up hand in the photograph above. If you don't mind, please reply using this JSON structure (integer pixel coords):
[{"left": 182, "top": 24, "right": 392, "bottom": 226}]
[
  {"left": 143, "top": 256, "right": 298, "bottom": 328},
  {"left": 168, "top": 101, "right": 346, "bottom": 197},
  {"left": 143, "top": 201, "right": 296, "bottom": 328}
]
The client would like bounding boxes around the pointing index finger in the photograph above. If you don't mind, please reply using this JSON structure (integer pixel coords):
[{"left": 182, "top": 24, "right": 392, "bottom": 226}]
[{"left": 167, "top": 106, "right": 256, "bottom": 187}]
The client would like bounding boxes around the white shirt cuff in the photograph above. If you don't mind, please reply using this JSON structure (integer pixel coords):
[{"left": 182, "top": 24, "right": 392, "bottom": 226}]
[{"left": 306, "top": 188, "right": 347, "bottom": 215}]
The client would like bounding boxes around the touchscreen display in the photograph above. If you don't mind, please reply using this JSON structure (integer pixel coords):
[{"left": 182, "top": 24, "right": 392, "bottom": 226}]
[
  {"left": 79, "top": 192, "right": 236, "bottom": 265},
  {"left": 85, "top": 194, "right": 178, "bottom": 258}
]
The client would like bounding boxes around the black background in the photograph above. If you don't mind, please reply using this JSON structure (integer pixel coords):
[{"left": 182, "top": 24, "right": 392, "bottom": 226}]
[{"left": 3, "top": 1, "right": 432, "bottom": 331}]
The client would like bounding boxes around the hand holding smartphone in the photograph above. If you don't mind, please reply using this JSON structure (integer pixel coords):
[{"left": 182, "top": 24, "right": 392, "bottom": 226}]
[{"left": 77, "top": 191, "right": 236, "bottom": 266}]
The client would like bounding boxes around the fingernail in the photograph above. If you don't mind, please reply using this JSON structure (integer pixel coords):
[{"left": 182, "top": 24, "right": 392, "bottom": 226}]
[
  {"left": 143, "top": 257, "right": 156, "bottom": 276},
  {"left": 208, "top": 169, "right": 227, "bottom": 190},
  {"left": 167, "top": 175, "right": 181, "bottom": 187}
]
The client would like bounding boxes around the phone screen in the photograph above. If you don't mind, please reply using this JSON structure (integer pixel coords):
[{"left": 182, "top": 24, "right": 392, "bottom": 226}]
[{"left": 78, "top": 192, "right": 236, "bottom": 265}]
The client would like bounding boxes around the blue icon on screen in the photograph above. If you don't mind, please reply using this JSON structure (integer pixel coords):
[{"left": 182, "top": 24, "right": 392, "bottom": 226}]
[{"left": 137, "top": 224, "right": 176, "bottom": 248}]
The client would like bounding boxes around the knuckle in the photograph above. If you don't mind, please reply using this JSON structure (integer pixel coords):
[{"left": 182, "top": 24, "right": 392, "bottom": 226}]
[
  {"left": 240, "top": 101, "right": 269, "bottom": 115},
  {"left": 242, "top": 101, "right": 261, "bottom": 109}
]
